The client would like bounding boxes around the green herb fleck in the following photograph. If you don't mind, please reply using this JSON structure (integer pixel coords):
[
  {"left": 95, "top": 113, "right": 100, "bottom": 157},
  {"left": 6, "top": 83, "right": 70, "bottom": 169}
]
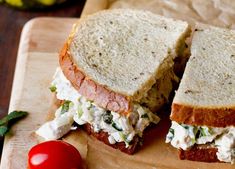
[
  {"left": 169, "top": 128, "right": 174, "bottom": 135},
  {"left": 200, "top": 128, "right": 206, "bottom": 137},
  {"left": 141, "top": 114, "right": 149, "bottom": 119},
  {"left": 112, "top": 122, "right": 123, "bottom": 131},
  {"left": 193, "top": 127, "right": 198, "bottom": 135},
  {"left": 181, "top": 124, "right": 189, "bottom": 130},
  {"left": 86, "top": 101, "right": 93, "bottom": 110},
  {"left": 61, "top": 101, "right": 71, "bottom": 114},
  {"left": 120, "top": 133, "right": 131, "bottom": 144},
  {"left": 191, "top": 137, "right": 196, "bottom": 144},
  {"left": 49, "top": 85, "right": 57, "bottom": 92},
  {"left": 166, "top": 128, "right": 175, "bottom": 141},
  {"left": 77, "top": 106, "right": 83, "bottom": 118},
  {"left": 198, "top": 127, "right": 212, "bottom": 137},
  {"left": 102, "top": 111, "right": 113, "bottom": 124}
]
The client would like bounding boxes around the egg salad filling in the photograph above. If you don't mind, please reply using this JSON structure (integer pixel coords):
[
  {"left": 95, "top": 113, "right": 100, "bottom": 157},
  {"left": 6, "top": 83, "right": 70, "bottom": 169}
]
[
  {"left": 36, "top": 68, "right": 160, "bottom": 147},
  {"left": 166, "top": 121, "right": 235, "bottom": 163}
]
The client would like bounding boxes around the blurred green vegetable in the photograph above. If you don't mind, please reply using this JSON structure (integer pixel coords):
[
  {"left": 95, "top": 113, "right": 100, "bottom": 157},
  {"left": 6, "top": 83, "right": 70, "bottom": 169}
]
[
  {"left": 49, "top": 85, "right": 57, "bottom": 92},
  {"left": 0, "top": 110, "right": 28, "bottom": 136},
  {"left": 0, "top": 0, "right": 66, "bottom": 9}
]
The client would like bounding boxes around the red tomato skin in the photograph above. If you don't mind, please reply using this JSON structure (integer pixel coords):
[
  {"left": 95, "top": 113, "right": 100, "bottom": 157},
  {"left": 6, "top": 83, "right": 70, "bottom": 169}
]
[{"left": 28, "top": 140, "right": 82, "bottom": 169}]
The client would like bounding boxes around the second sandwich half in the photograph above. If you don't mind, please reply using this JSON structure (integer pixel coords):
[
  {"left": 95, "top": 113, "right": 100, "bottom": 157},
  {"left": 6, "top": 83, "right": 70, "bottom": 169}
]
[{"left": 166, "top": 24, "right": 235, "bottom": 163}]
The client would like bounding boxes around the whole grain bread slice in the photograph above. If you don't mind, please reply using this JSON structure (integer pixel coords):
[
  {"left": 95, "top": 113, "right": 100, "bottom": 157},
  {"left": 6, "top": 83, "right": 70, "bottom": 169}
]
[
  {"left": 179, "top": 144, "right": 219, "bottom": 162},
  {"left": 171, "top": 23, "right": 235, "bottom": 127},
  {"left": 60, "top": 9, "right": 190, "bottom": 113},
  {"left": 60, "top": 43, "right": 130, "bottom": 114}
]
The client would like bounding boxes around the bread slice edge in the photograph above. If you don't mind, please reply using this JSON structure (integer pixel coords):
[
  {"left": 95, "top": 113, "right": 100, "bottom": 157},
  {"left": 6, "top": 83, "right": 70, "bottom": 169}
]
[
  {"left": 83, "top": 123, "right": 140, "bottom": 154},
  {"left": 179, "top": 145, "right": 220, "bottom": 162},
  {"left": 170, "top": 103, "right": 235, "bottom": 127},
  {"left": 59, "top": 43, "right": 131, "bottom": 114}
]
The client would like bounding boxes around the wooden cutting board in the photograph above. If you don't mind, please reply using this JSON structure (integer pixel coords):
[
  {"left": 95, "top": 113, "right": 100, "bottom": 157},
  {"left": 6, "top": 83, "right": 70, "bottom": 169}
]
[
  {"left": 0, "top": 17, "right": 77, "bottom": 169},
  {"left": 0, "top": 10, "right": 234, "bottom": 169}
]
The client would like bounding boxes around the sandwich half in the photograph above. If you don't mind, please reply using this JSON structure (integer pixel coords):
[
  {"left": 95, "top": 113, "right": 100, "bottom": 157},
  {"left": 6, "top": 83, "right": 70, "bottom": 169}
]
[
  {"left": 166, "top": 24, "right": 235, "bottom": 162},
  {"left": 36, "top": 9, "right": 190, "bottom": 154}
]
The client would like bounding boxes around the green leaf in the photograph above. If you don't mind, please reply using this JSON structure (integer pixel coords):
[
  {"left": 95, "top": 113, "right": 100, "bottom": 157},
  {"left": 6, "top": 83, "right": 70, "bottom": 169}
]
[
  {"left": 0, "top": 111, "right": 28, "bottom": 137},
  {"left": 0, "top": 111, "right": 28, "bottom": 126},
  {"left": 0, "top": 126, "right": 8, "bottom": 137},
  {"left": 119, "top": 133, "right": 131, "bottom": 144},
  {"left": 6, "top": 111, "right": 28, "bottom": 121},
  {"left": 0, "top": 117, "right": 8, "bottom": 126}
]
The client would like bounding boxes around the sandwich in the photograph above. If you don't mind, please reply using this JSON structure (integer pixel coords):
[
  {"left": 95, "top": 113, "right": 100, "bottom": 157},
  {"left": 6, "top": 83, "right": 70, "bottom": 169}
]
[
  {"left": 36, "top": 9, "right": 190, "bottom": 154},
  {"left": 166, "top": 24, "right": 235, "bottom": 163}
]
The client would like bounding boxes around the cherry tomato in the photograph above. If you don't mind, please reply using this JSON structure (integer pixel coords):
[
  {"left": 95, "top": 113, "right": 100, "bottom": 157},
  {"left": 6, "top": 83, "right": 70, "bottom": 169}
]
[{"left": 28, "top": 140, "right": 82, "bottom": 169}]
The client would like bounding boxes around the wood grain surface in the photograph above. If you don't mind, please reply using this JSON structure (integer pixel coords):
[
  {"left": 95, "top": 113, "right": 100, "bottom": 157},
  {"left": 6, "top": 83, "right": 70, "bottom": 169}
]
[
  {"left": 0, "top": 0, "right": 85, "bottom": 157},
  {"left": 0, "top": 17, "right": 77, "bottom": 169}
]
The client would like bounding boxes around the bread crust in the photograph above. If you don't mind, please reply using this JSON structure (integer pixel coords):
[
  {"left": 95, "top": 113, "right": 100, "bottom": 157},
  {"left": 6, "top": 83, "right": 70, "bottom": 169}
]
[
  {"left": 179, "top": 145, "right": 219, "bottom": 162},
  {"left": 59, "top": 43, "right": 131, "bottom": 114},
  {"left": 171, "top": 103, "right": 235, "bottom": 127},
  {"left": 83, "top": 123, "right": 139, "bottom": 154}
]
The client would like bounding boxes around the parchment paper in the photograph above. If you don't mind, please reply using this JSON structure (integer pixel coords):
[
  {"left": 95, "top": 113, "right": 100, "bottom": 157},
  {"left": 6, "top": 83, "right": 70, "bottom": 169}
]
[
  {"left": 60, "top": 0, "right": 235, "bottom": 168},
  {"left": 82, "top": 0, "right": 235, "bottom": 29},
  {"left": 110, "top": 0, "right": 235, "bottom": 29}
]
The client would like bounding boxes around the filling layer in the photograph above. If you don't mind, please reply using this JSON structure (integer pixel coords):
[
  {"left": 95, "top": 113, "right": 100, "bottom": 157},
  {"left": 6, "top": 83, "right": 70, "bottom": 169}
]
[
  {"left": 36, "top": 68, "right": 160, "bottom": 147},
  {"left": 166, "top": 121, "right": 235, "bottom": 163}
]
